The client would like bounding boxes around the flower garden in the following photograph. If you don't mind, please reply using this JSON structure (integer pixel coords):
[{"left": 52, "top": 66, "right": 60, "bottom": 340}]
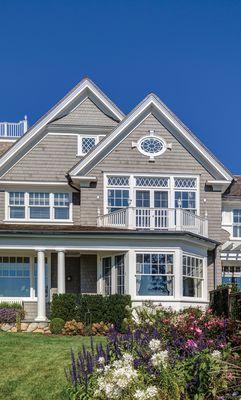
[{"left": 66, "top": 304, "right": 241, "bottom": 400}]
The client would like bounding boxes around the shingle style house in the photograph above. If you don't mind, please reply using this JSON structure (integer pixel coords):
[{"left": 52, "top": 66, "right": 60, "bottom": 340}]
[{"left": 0, "top": 77, "right": 239, "bottom": 321}]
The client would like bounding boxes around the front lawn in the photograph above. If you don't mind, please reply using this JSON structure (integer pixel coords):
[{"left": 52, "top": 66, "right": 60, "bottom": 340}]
[{"left": 0, "top": 332, "right": 104, "bottom": 400}]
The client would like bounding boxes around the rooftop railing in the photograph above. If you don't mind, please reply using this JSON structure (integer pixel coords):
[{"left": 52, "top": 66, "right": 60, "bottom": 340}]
[
  {"left": 97, "top": 207, "right": 208, "bottom": 237},
  {"left": 0, "top": 116, "right": 28, "bottom": 138}
]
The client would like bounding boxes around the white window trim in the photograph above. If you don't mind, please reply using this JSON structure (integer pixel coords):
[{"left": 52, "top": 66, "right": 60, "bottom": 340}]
[
  {"left": 137, "top": 135, "right": 167, "bottom": 159},
  {"left": 103, "top": 173, "right": 200, "bottom": 215},
  {"left": 182, "top": 252, "right": 206, "bottom": 301},
  {"left": 5, "top": 190, "right": 73, "bottom": 223},
  {"left": 78, "top": 135, "right": 104, "bottom": 156}
]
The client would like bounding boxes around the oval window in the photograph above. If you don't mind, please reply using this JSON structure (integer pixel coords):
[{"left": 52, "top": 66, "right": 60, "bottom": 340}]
[{"left": 138, "top": 136, "right": 166, "bottom": 157}]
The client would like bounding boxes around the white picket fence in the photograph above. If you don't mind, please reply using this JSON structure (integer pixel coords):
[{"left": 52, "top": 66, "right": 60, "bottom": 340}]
[{"left": 98, "top": 207, "right": 208, "bottom": 237}]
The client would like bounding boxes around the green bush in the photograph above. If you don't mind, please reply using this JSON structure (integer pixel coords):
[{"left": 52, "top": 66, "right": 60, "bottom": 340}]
[
  {"left": 51, "top": 294, "right": 78, "bottom": 321},
  {"left": 0, "top": 301, "right": 23, "bottom": 310},
  {"left": 50, "top": 294, "right": 131, "bottom": 329},
  {"left": 50, "top": 318, "right": 65, "bottom": 334}
]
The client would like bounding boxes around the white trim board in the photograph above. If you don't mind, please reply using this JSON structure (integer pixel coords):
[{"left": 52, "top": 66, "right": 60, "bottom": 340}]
[{"left": 69, "top": 94, "right": 233, "bottom": 182}]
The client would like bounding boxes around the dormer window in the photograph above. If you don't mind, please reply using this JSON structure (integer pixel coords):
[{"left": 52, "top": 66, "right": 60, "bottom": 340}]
[{"left": 78, "top": 135, "right": 100, "bottom": 156}]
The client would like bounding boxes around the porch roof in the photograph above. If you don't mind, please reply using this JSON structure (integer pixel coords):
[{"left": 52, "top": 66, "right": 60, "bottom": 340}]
[{"left": 0, "top": 224, "right": 220, "bottom": 247}]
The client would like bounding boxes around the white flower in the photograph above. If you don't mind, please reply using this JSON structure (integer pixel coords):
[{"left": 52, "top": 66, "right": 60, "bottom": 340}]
[
  {"left": 146, "top": 386, "right": 158, "bottom": 398},
  {"left": 122, "top": 352, "right": 133, "bottom": 364},
  {"left": 211, "top": 350, "right": 221, "bottom": 359},
  {"left": 149, "top": 339, "right": 161, "bottom": 352},
  {"left": 134, "top": 389, "right": 146, "bottom": 400},
  {"left": 98, "top": 356, "right": 105, "bottom": 365},
  {"left": 151, "top": 350, "right": 169, "bottom": 367}
]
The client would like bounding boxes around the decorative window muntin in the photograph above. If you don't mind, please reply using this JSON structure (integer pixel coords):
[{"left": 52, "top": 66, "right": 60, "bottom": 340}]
[
  {"left": 138, "top": 136, "right": 166, "bottom": 157},
  {"left": 233, "top": 209, "right": 241, "bottom": 237},
  {"left": 174, "top": 177, "right": 197, "bottom": 189},
  {"left": 82, "top": 137, "right": 96, "bottom": 154},
  {"left": 136, "top": 253, "right": 174, "bottom": 296},
  {"left": 107, "top": 176, "right": 130, "bottom": 186},
  {"left": 183, "top": 255, "right": 203, "bottom": 297},
  {"left": 8, "top": 191, "right": 71, "bottom": 221},
  {"left": 135, "top": 177, "right": 169, "bottom": 188}
]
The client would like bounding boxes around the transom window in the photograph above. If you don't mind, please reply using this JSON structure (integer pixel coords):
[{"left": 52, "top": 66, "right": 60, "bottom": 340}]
[
  {"left": 233, "top": 209, "right": 241, "bottom": 237},
  {"left": 108, "top": 176, "right": 129, "bottom": 186},
  {"left": 183, "top": 255, "right": 203, "bottom": 297},
  {"left": 135, "top": 177, "right": 169, "bottom": 187},
  {"left": 174, "top": 178, "right": 197, "bottom": 189},
  {"left": 136, "top": 253, "right": 174, "bottom": 296},
  {"left": 8, "top": 192, "right": 71, "bottom": 221}
]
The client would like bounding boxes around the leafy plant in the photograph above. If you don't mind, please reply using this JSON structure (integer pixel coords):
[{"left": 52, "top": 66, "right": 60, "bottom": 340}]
[
  {"left": 64, "top": 320, "right": 85, "bottom": 336},
  {"left": 0, "top": 307, "right": 24, "bottom": 323},
  {"left": 50, "top": 317, "right": 65, "bottom": 334}
]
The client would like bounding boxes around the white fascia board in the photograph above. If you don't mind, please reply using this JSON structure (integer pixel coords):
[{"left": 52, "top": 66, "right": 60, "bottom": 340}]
[
  {"left": 70, "top": 95, "right": 233, "bottom": 181},
  {"left": 0, "top": 181, "right": 69, "bottom": 186},
  {"left": 0, "top": 79, "right": 124, "bottom": 170}
]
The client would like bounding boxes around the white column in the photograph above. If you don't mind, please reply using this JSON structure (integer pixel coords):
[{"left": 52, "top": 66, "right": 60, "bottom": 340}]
[
  {"left": 57, "top": 250, "right": 65, "bottom": 294},
  {"left": 111, "top": 256, "right": 116, "bottom": 295},
  {"left": 174, "top": 248, "right": 183, "bottom": 301},
  {"left": 35, "top": 250, "right": 47, "bottom": 321},
  {"left": 125, "top": 250, "right": 135, "bottom": 299},
  {"left": 96, "top": 254, "right": 103, "bottom": 294}
]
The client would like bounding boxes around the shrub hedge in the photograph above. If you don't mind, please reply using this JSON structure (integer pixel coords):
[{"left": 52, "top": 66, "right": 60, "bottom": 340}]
[
  {"left": 51, "top": 294, "right": 131, "bottom": 330},
  {"left": 50, "top": 318, "right": 65, "bottom": 334}
]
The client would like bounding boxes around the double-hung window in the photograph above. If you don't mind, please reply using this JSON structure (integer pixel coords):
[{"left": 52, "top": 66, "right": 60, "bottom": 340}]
[
  {"left": 115, "top": 255, "right": 125, "bottom": 294},
  {"left": 233, "top": 209, "right": 241, "bottom": 237},
  {"left": 8, "top": 192, "right": 71, "bottom": 221},
  {"left": 102, "top": 257, "right": 112, "bottom": 295},
  {"left": 9, "top": 192, "right": 25, "bottom": 219},
  {"left": 183, "top": 255, "right": 203, "bottom": 297},
  {"left": 29, "top": 192, "right": 50, "bottom": 219},
  {"left": 136, "top": 253, "right": 174, "bottom": 296}
]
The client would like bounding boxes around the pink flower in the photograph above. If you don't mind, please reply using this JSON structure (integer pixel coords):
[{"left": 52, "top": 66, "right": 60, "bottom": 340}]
[
  {"left": 185, "top": 339, "right": 198, "bottom": 349},
  {"left": 194, "top": 327, "right": 203, "bottom": 336}
]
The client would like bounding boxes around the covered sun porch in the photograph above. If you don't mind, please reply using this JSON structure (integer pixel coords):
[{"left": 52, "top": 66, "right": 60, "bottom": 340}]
[{"left": 0, "top": 249, "right": 126, "bottom": 321}]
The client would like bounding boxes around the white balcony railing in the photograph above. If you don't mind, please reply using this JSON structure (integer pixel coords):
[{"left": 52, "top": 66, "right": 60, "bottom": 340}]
[
  {"left": 97, "top": 207, "right": 208, "bottom": 237},
  {"left": 0, "top": 116, "right": 28, "bottom": 138}
]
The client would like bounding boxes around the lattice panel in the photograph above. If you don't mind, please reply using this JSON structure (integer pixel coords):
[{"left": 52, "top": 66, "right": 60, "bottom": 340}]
[
  {"left": 174, "top": 178, "right": 197, "bottom": 189},
  {"left": 135, "top": 177, "right": 169, "bottom": 187},
  {"left": 107, "top": 176, "right": 130, "bottom": 186},
  {"left": 82, "top": 137, "right": 96, "bottom": 154}
]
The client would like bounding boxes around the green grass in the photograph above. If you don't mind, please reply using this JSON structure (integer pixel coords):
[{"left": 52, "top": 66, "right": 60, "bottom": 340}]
[{"left": 0, "top": 332, "right": 104, "bottom": 400}]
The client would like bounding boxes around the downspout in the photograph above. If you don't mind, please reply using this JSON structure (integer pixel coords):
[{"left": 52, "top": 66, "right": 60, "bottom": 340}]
[{"left": 65, "top": 173, "right": 81, "bottom": 193}]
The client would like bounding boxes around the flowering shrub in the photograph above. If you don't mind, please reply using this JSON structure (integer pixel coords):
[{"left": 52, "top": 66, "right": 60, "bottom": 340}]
[
  {"left": 63, "top": 320, "right": 85, "bottom": 336},
  {"left": 66, "top": 305, "right": 241, "bottom": 399},
  {"left": 91, "top": 322, "right": 110, "bottom": 336},
  {"left": 0, "top": 307, "right": 24, "bottom": 323}
]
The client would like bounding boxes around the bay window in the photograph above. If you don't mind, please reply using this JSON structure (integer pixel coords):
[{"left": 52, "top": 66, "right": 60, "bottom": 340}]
[
  {"left": 136, "top": 253, "right": 174, "bottom": 296},
  {"left": 183, "top": 255, "right": 203, "bottom": 297},
  {"left": 8, "top": 191, "right": 71, "bottom": 221}
]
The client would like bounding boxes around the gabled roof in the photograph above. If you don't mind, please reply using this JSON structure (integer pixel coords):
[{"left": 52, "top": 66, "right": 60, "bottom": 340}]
[
  {"left": 0, "top": 78, "right": 124, "bottom": 176},
  {"left": 69, "top": 93, "right": 233, "bottom": 182},
  {"left": 223, "top": 176, "right": 241, "bottom": 200}
]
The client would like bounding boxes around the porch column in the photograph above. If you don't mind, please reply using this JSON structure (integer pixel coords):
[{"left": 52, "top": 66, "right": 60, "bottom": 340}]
[
  {"left": 57, "top": 250, "right": 65, "bottom": 294},
  {"left": 35, "top": 249, "right": 47, "bottom": 321}
]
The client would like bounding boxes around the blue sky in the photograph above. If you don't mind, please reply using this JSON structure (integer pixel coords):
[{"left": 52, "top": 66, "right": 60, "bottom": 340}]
[{"left": 1, "top": 0, "right": 241, "bottom": 173}]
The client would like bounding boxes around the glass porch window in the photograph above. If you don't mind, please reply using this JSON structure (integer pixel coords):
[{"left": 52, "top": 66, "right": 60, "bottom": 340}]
[
  {"left": 34, "top": 258, "right": 49, "bottom": 297},
  {"left": 115, "top": 255, "right": 125, "bottom": 294},
  {"left": 233, "top": 209, "right": 241, "bottom": 237},
  {"left": 183, "top": 255, "right": 203, "bottom": 297},
  {"left": 136, "top": 253, "right": 174, "bottom": 296},
  {"left": 102, "top": 257, "right": 112, "bottom": 295},
  {"left": 0, "top": 256, "right": 30, "bottom": 297},
  {"left": 222, "top": 266, "right": 241, "bottom": 290}
]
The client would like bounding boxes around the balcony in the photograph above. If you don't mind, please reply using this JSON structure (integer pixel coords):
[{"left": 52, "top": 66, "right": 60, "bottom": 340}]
[
  {"left": 0, "top": 116, "right": 28, "bottom": 138},
  {"left": 97, "top": 207, "right": 208, "bottom": 237}
]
